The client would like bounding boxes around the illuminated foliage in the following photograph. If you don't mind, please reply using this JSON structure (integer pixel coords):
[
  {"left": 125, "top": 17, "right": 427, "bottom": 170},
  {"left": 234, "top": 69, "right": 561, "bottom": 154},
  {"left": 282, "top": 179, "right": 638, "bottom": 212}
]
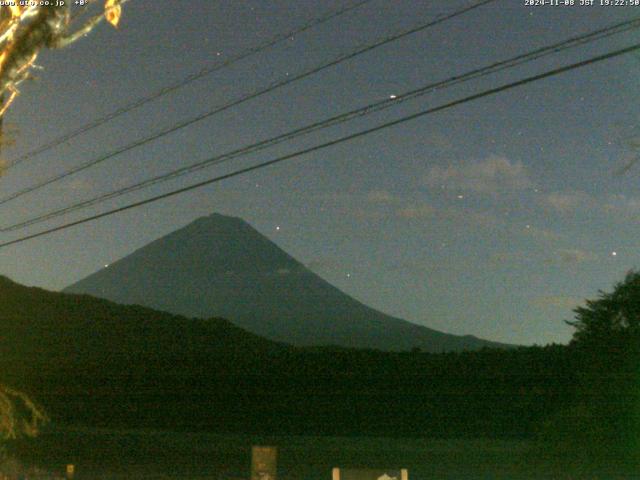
[
  {"left": 0, "top": 385, "right": 47, "bottom": 440},
  {"left": 0, "top": 1, "right": 125, "bottom": 117}
]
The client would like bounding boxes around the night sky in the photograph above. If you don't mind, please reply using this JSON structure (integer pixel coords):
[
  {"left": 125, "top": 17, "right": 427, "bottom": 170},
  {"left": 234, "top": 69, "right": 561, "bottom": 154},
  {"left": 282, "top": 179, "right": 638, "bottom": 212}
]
[{"left": 0, "top": 0, "right": 639, "bottom": 345}]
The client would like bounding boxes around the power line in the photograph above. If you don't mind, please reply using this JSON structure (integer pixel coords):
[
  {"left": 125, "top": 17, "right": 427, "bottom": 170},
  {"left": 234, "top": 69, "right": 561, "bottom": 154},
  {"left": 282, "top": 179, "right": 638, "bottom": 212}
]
[
  {"left": 5, "top": 0, "right": 375, "bottom": 168},
  {"left": 2, "top": 0, "right": 472, "bottom": 170},
  {"left": 4, "top": 15, "right": 640, "bottom": 232},
  {"left": 1, "top": 40, "right": 638, "bottom": 249},
  {"left": 0, "top": 0, "right": 498, "bottom": 206}
]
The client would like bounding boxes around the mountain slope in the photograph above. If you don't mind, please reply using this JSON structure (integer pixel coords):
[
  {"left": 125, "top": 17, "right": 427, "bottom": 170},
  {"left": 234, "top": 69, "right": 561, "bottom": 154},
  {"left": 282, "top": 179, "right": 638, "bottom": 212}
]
[
  {"left": 0, "top": 275, "right": 286, "bottom": 379},
  {"left": 65, "top": 213, "right": 509, "bottom": 352}
]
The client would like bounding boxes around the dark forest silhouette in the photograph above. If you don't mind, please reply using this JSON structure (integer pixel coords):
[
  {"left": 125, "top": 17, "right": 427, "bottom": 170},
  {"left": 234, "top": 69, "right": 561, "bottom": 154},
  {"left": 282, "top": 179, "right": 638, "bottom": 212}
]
[{"left": 0, "top": 270, "right": 638, "bottom": 473}]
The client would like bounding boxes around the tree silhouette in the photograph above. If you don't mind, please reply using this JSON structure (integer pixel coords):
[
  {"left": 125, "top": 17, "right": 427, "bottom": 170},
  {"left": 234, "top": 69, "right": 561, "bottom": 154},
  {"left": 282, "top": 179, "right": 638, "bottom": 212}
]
[
  {"left": 561, "top": 270, "right": 640, "bottom": 453},
  {"left": 567, "top": 269, "right": 640, "bottom": 347}
]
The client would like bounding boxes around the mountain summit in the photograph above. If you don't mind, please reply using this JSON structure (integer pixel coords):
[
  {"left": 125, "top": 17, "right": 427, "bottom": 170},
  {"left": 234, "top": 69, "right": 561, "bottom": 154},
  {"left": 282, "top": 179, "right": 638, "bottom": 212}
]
[{"left": 65, "top": 213, "right": 508, "bottom": 351}]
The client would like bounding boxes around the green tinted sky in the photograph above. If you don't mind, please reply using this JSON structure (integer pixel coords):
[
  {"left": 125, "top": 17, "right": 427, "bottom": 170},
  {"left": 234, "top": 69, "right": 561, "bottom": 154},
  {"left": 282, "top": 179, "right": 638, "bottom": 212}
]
[{"left": 0, "top": 0, "right": 639, "bottom": 345}]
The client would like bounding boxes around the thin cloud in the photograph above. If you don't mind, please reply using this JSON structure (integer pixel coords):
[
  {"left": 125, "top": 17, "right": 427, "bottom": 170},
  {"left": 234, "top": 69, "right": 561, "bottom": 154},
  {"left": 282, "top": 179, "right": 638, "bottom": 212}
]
[
  {"left": 424, "top": 155, "right": 533, "bottom": 194},
  {"left": 366, "top": 190, "right": 401, "bottom": 205},
  {"left": 554, "top": 248, "right": 597, "bottom": 265},
  {"left": 306, "top": 258, "right": 343, "bottom": 271},
  {"left": 533, "top": 295, "right": 584, "bottom": 309},
  {"left": 539, "top": 191, "right": 591, "bottom": 214},
  {"left": 490, "top": 251, "right": 528, "bottom": 266},
  {"left": 396, "top": 203, "right": 436, "bottom": 219},
  {"left": 424, "top": 132, "right": 454, "bottom": 152},
  {"left": 52, "top": 177, "right": 95, "bottom": 194},
  {"left": 521, "top": 225, "right": 565, "bottom": 242},
  {"left": 604, "top": 193, "right": 640, "bottom": 216}
]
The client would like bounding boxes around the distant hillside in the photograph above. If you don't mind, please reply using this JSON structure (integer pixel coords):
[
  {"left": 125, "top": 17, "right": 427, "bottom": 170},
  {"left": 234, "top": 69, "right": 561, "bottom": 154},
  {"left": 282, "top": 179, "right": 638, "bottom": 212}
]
[
  {"left": 65, "top": 213, "right": 510, "bottom": 352},
  {"left": 0, "top": 275, "right": 287, "bottom": 379},
  {"left": 0, "top": 275, "right": 572, "bottom": 437}
]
